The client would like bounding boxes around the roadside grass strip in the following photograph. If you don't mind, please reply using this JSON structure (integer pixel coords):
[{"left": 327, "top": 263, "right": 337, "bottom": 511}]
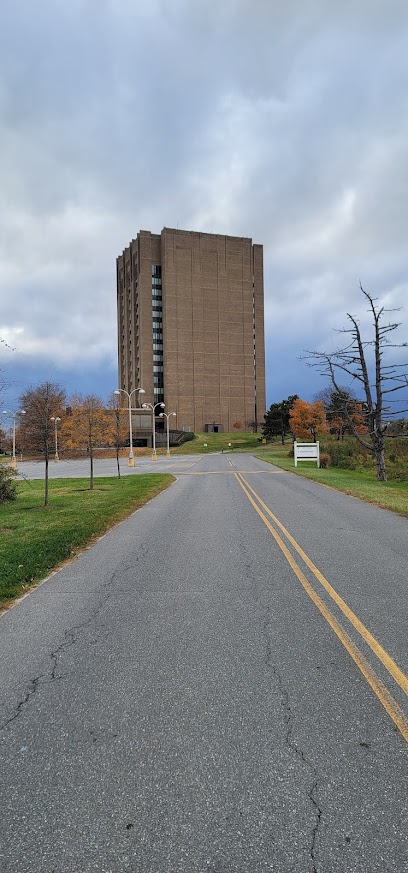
[
  {"left": 235, "top": 472, "right": 408, "bottom": 743},
  {"left": 258, "top": 455, "right": 408, "bottom": 518},
  {"left": 0, "top": 475, "right": 174, "bottom": 608}
]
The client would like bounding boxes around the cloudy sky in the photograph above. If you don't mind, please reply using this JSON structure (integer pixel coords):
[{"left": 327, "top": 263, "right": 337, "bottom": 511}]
[{"left": 1, "top": 0, "right": 408, "bottom": 412}]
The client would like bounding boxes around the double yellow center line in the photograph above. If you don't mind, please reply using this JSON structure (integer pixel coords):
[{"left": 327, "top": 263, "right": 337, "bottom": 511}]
[{"left": 235, "top": 472, "right": 408, "bottom": 742}]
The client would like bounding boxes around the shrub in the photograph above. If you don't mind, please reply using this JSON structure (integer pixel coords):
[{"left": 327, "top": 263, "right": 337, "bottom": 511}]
[
  {"left": 328, "top": 443, "right": 353, "bottom": 467},
  {"left": 0, "top": 464, "right": 17, "bottom": 503},
  {"left": 319, "top": 453, "right": 330, "bottom": 468},
  {"left": 319, "top": 441, "right": 358, "bottom": 469},
  {"left": 386, "top": 460, "right": 408, "bottom": 481}
]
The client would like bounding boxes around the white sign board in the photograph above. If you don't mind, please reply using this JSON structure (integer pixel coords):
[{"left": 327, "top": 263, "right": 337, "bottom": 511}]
[{"left": 294, "top": 441, "right": 320, "bottom": 468}]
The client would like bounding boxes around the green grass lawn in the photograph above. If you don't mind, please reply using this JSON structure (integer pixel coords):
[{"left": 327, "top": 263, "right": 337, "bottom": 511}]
[
  {"left": 258, "top": 453, "right": 408, "bottom": 517},
  {"left": 0, "top": 474, "right": 174, "bottom": 607},
  {"left": 171, "top": 431, "right": 264, "bottom": 454}
]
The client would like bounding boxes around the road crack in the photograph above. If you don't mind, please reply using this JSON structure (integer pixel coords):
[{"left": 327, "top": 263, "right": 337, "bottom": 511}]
[
  {"left": 1, "top": 569, "right": 119, "bottom": 732},
  {"left": 263, "top": 610, "right": 322, "bottom": 873},
  {"left": 0, "top": 675, "right": 43, "bottom": 731},
  {"left": 236, "top": 502, "right": 323, "bottom": 871}
]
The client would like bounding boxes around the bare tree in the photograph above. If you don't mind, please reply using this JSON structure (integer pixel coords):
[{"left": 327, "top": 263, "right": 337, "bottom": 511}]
[
  {"left": 305, "top": 286, "right": 408, "bottom": 480},
  {"left": 1, "top": 336, "right": 16, "bottom": 409},
  {"left": 0, "top": 373, "right": 5, "bottom": 410},
  {"left": 106, "top": 392, "right": 128, "bottom": 478},
  {"left": 20, "top": 382, "right": 66, "bottom": 505}
]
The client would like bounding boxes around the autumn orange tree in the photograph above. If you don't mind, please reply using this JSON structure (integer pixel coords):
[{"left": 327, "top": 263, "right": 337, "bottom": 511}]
[
  {"left": 62, "top": 395, "right": 110, "bottom": 489},
  {"left": 315, "top": 387, "right": 368, "bottom": 440},
  {"left": 328, "top": 398, "right": 367, "bottom": 441},
  {"left": 289, "top": 399, "right": 328, "bottom": 441}
]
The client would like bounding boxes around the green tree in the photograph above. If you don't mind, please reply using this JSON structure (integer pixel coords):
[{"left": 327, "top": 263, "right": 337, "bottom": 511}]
[
  {"left": 263, "top": 395, "right": 298, "bottom": 444},
  {"left": 0, "top": 463, "right": 17, "bottom": 503},
  {"left": 387, "top": 418, "right": 408, "bottom": 436}
]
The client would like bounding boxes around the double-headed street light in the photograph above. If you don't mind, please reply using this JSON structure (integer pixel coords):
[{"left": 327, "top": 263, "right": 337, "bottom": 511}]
[
  {"left": 50, "top": 416, "right": 61, "bottom": 462},
  {"left": 114, "top": 387, "right": 146, "bottom": 466},
  {"left": 2, "top": 409, "right": 26, "bottom": 467},
  {"left": 159, "top": 411, "right": 176, "bottom": 458},
  {"left": 142, "top": 401, "right": 165, "bottom": 460}
]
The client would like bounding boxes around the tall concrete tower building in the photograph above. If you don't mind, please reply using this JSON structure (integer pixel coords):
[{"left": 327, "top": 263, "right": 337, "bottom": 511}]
[{"left": 117, "top": 228, "right": 266, "bottom": 434}]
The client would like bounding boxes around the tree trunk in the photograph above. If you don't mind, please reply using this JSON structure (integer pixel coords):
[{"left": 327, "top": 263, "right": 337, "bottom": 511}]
[
  {"left": 116, "top": 447, "right": 121, "bottom": 478},
  {"left": 44, "top": 455, "right": 49, "bottom": 507},
  {"left": 374, "top": 434, "right": 387, "bottom": 481},
  {"left": 90, "top": 452, "right": 94, "bottom": 490}
]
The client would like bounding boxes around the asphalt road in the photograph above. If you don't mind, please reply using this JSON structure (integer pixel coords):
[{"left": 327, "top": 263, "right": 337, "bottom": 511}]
[
  {"left": 15, "top": 454, "right": 201, "bottom": 480},
  {"left": 1, "top": 452, "right": 407, "bottom": 872}
]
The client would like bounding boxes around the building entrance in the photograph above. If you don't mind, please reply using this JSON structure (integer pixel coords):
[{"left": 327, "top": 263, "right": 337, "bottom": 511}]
[{"left": 204, "top": 423, "right": 224, "bottom": 433}]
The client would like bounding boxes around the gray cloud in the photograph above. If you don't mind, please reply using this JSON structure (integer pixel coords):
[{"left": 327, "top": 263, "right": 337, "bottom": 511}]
[{"left": 0, "top": 0, "right": 407, "bottom": 406}]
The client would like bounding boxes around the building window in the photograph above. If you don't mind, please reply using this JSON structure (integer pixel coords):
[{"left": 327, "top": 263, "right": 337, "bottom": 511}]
[{"left": 151, "top": 265, "right": 163, "bottom": 398}]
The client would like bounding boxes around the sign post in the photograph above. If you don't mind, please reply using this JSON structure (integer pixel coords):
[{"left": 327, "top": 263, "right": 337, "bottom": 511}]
[{"left": 294, "top": 441, "right": 320, "bottom": 468}]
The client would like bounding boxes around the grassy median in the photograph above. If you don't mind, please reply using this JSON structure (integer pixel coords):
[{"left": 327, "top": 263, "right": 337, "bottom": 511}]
[
  {"left": 0, "top": 474, "right": 174, "bottom": 608},
  {"left": 258, "top": 454, "right": 408, "bottom": 517},
  {"left": 171, "top": 432, "right": 263, "bottom": 454}
]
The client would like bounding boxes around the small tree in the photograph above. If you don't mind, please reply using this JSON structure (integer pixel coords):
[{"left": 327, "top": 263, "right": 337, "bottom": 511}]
[
  {"left": 233, "top": 420, "right": 243, "bottom": 430},
  {"left": 387, "top": 418, "right": 408, "bottom": 436},
  {"left": 106, "top": 392, "right": 128, "bottom": 478},
  {"left": 263, "top": 395, "right": 298, "bottom": 444},
  {"left": 0, "top": 372, "right": 6, "bottom": 411},
  {"left": 315, "top": 386, "right": 368, "bottom": 441},
  {"left": 0, "top": 425, "right": 6, "bottom": 454},
  {"left": 0, "top": 463, "right": 17, "bottom": 503},
  {"left": 305, "top": 286, "right": 408, "bottom": 480},
  {"left": 19, "top": 382, "right": 66, "bottom": 506},
  {"left": 289, "top": 399, "right": 328, "bottom": 441},
  {"left": 64, "top": 395, "right": 110, "bottom": 490}
]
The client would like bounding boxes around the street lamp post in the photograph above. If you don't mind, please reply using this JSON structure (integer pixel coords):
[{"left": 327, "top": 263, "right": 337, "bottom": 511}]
[
  {"left": 159, "top": 411, "right": 176, "bottom": 458},
  {"left": 50, "top": 416, "right": 61, "bottom": 462},
  {"left": 142, "top": 402, "right": 165, "bottom": 460},
  {"left": 114, "top": 387, "right": 146, "bottom": 467},
  {"left": 3, "top": 409, "right": 26, "bottom": 467}
]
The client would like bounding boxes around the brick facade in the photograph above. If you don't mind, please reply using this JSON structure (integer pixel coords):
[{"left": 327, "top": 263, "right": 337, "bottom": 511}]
[{"left": 117, "top": 228, "right": 266, "bottom": 433}]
